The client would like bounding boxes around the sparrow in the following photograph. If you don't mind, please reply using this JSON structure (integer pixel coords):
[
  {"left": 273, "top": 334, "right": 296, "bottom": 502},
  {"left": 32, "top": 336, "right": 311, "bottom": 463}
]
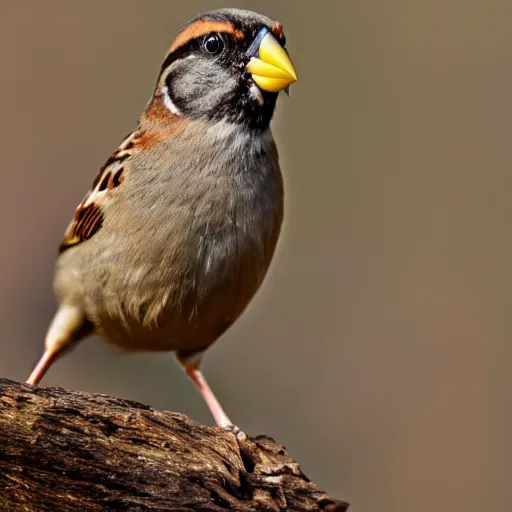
[{"left": 26, "top": 8, "right": 297, "bottom": 429}]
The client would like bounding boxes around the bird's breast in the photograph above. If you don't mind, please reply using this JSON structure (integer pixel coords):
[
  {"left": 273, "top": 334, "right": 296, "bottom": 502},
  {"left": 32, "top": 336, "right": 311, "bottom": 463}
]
[{"left": 86, "top": 126, "right": 284, "bottom": 350}]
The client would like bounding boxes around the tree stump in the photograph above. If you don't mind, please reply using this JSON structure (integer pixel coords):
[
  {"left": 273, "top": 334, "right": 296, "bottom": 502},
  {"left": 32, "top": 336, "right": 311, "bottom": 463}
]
[{"left": 0, "top": 379, "right": 348, "bottom": 511}]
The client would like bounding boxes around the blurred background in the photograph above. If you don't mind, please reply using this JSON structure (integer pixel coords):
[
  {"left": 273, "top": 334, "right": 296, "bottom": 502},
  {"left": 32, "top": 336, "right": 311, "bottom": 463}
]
[{"left": 1, "top": 1, "right": 511, "bottom": 511}]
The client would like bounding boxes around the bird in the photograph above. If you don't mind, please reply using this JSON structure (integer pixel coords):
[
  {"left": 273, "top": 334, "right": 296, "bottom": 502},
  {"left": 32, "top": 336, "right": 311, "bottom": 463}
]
[{"left": 26, "top": 8, "right": 297, "bottom": 430}]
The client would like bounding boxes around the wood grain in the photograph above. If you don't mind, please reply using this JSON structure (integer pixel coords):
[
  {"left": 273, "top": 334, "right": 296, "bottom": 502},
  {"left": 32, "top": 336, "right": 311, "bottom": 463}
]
[{"left": 0, "top": 379, "right": 348, "bottom": 511}]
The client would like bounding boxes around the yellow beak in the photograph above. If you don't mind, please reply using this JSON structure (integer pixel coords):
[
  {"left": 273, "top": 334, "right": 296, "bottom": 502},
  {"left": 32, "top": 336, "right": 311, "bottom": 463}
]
[{"left": 246, "top": 31, "right": 297, "bottom": 93}]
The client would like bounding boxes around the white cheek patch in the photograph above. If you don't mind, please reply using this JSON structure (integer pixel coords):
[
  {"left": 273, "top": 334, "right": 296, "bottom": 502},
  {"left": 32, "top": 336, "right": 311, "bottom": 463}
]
[{"left": 163, "top": 87, "right": 182, "bottom": 116}]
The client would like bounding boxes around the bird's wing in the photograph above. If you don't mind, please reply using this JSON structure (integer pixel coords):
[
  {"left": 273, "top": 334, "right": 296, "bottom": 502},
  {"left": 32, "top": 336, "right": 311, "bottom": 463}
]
[{"left": 58, "top": 130, "right": 137, "bottom": 254}]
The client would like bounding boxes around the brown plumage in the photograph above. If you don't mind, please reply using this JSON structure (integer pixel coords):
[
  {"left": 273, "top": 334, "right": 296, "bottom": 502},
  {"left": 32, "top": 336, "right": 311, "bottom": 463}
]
[{"left": 27, "top": 8, "right": 297, "bottom": 429}]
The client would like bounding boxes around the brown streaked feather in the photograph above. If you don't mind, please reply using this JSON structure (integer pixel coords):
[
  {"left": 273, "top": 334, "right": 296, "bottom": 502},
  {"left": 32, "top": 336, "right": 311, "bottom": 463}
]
[
  {"left": 90, "top": 128, "right": 141, "bottom": 190},
  {"left": 109, "top": 167, "right": 125, "bottom": 189},
  {"left": 58, "top": 90, "right": 187, "bottom": 255},
  {"left": 58, "top": 132, "right": 138, "bottom": 254},
  {"left": 98, "top": 172, "right": 110, "bottom": 192},
  {"left": 59, "top": 203, "right": 104, "bottom": 254}
]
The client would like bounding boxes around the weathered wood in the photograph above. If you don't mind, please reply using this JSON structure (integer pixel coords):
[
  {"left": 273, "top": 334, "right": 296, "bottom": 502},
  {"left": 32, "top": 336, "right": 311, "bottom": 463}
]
[{"left": 0, "top": 379, "right": 348, "bottom": 511}]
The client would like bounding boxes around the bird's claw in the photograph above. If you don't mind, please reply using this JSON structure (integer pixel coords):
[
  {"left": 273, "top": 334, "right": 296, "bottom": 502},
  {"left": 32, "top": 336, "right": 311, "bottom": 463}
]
[{"left": 224, "top": 424, "right": 247, "bottom": 441}]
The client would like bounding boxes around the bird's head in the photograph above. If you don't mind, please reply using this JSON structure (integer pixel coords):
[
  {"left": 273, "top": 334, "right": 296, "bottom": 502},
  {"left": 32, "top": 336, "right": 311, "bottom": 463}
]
[{"left": 153, "top": 8, "right": 297, "bottom": 131}]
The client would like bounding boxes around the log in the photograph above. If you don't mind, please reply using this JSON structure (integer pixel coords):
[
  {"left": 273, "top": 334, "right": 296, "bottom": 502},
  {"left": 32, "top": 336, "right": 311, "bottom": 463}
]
[{"left": 0, "top": 379, "right": 348, "bottom": 511}]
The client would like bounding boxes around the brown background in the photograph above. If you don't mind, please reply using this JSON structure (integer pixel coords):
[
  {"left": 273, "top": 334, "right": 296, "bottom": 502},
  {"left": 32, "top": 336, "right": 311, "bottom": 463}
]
[{"left": 1, "top": 1, "right": 511, "bottom": 511}]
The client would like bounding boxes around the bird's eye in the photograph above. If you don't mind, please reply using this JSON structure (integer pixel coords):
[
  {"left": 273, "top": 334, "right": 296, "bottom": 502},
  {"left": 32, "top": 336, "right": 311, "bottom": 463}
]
[{"left": 203, "top": 34, "right": 224, "bottom": 55}]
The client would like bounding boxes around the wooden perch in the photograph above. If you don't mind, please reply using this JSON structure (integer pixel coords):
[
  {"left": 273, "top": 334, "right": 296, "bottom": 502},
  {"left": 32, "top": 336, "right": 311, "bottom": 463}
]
[{"left": 0, "top": 379, "right": 348, "bottom": 511}]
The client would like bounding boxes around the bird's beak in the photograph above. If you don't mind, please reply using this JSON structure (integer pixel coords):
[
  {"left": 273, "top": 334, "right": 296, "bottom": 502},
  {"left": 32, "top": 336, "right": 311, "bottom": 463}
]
[{"left": 246, "top": 28, "right": 297, "bottom": 93}]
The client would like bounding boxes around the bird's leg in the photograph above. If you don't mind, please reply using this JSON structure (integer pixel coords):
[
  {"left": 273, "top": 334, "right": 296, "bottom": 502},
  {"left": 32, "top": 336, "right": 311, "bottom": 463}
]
[
  {"left": 26, "top": 304, "right": 92, "bottom": 387},
  {"left": 26, "top": 349, "right": 57, "bottom": 386},
  {"left": 176, "top": 352, "right": 235, "bottom": 430}
]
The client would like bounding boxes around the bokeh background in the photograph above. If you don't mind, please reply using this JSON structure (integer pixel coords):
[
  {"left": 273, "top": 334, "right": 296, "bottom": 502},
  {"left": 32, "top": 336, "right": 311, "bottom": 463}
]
[{"left": 1, "top": 1, "right": 511, "bottom": 511}]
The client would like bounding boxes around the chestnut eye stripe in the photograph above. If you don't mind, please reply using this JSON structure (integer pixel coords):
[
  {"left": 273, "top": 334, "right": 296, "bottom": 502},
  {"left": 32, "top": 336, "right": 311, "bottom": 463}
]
[
  {"left": 160, "top": 19, "right": 288, "bottom": 75},
  {"left": 160, "top": 20, "right": 244, "bottom": 71},
  {"left": 169, "top": 20, "right": 244, "bottom": 52}
]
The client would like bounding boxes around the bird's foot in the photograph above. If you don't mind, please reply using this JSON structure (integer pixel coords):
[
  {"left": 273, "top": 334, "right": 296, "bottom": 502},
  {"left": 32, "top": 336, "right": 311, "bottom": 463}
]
[{"left": 223, "top": 424, "right": 247, "bottom": 441}]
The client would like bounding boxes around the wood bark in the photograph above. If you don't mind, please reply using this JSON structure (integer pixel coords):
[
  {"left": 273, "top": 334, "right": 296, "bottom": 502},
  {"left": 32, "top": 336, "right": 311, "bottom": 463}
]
[{"left": 0, "top": 379, "right": 348, "bottom": 511}]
